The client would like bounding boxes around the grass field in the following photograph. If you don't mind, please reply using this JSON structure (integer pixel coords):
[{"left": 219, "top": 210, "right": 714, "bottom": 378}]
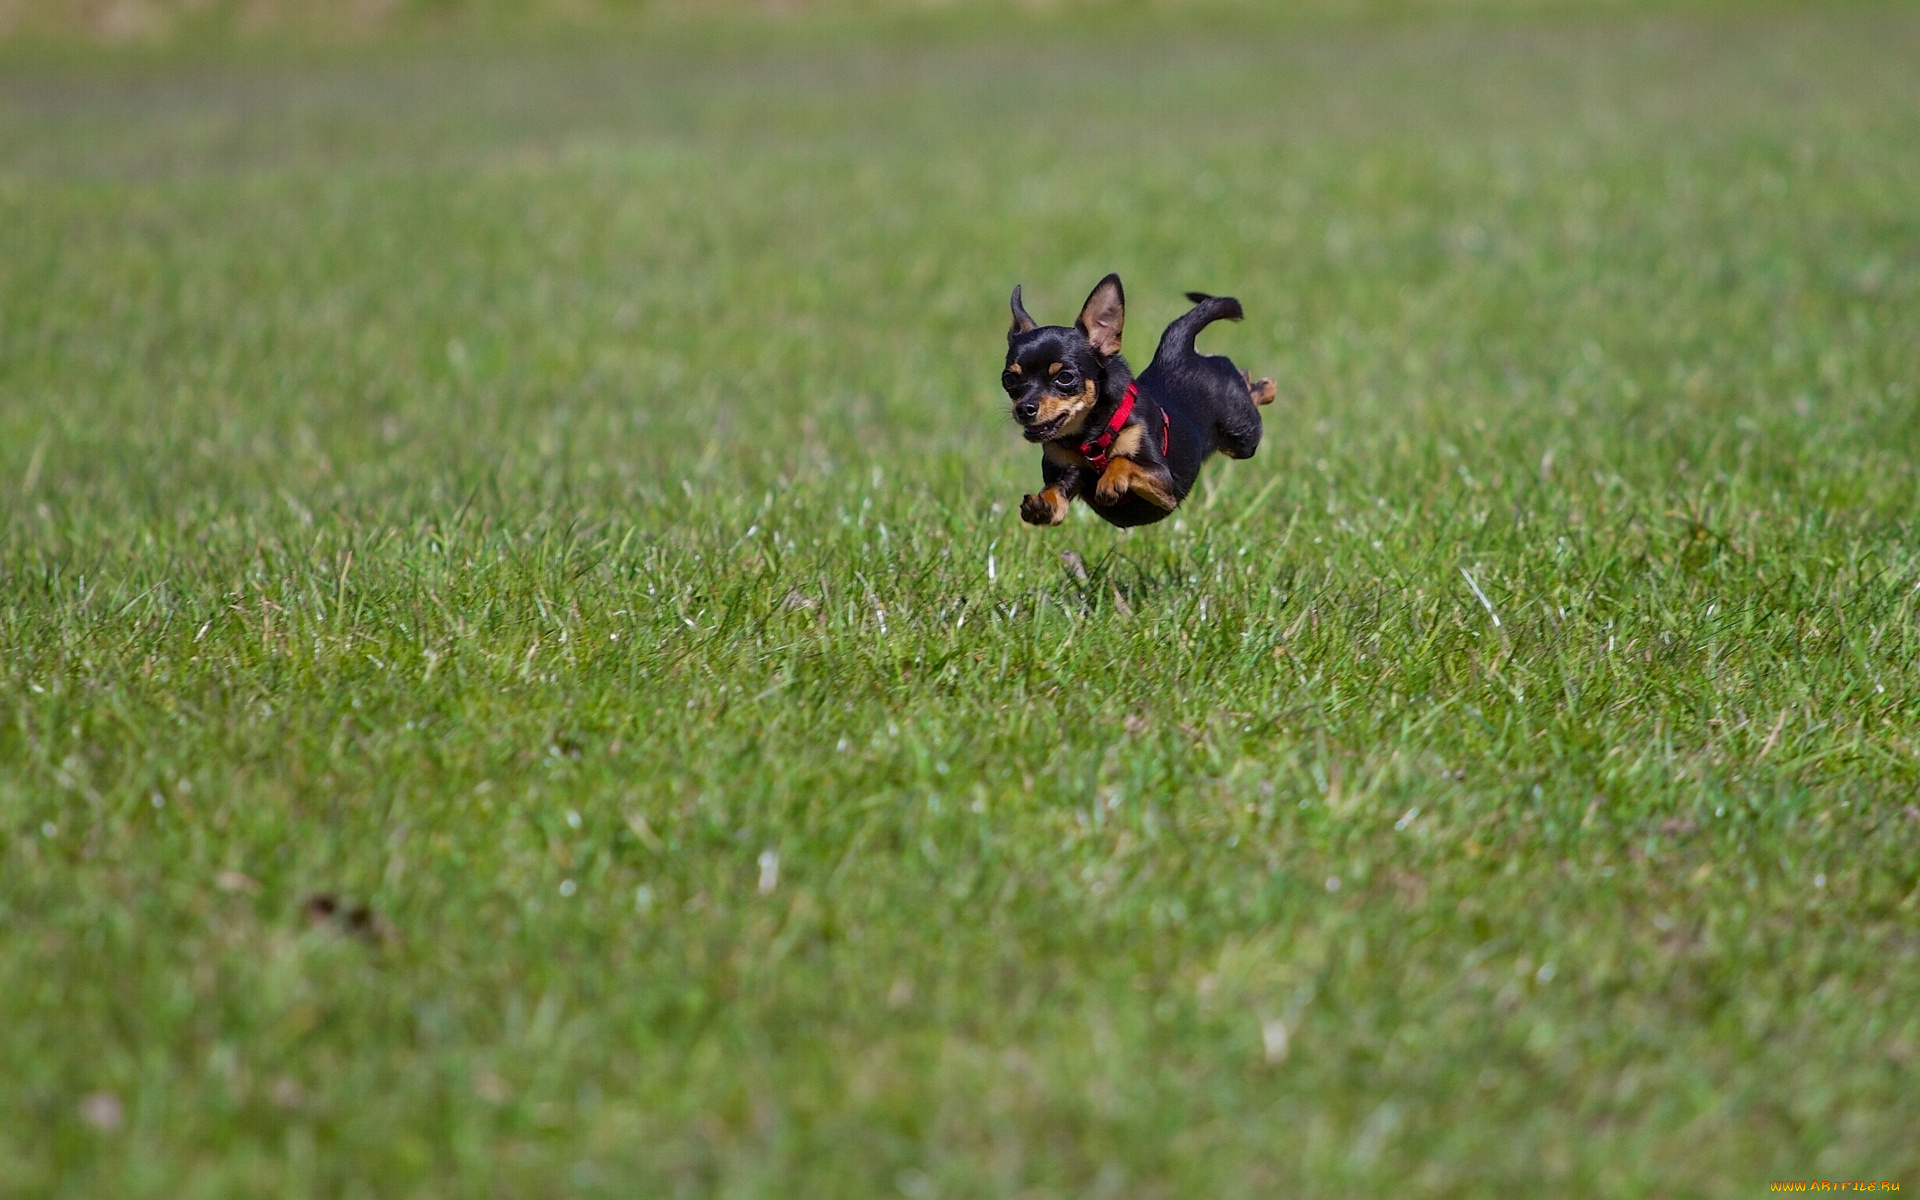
[{"left": 4, "top": 4, "right": 1920, "bottom": 1196}]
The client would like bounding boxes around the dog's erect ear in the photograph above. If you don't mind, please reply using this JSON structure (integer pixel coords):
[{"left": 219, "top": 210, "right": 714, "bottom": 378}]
[
  {"left": 1008, "top": 285, "right": 1037, "bottom": 339},
  {"left": 1075, "top": 273, "right": 1125, "bottom": 357}
]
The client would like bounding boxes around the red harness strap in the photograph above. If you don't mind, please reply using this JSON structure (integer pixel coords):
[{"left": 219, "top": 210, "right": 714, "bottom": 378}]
[{"left": 1078, "top": 381, "right": 1138, "bottom": 471}]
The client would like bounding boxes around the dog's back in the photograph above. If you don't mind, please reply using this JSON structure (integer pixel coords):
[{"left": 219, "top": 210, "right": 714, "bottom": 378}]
[{"left": 1138, "top": 292, "right": 1265, "bottom": 483}]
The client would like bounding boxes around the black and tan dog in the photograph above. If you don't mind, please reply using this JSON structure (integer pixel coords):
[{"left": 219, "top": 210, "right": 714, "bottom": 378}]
[{"left": 1004, "top": 273, "right": 1275, "bottom": 528}]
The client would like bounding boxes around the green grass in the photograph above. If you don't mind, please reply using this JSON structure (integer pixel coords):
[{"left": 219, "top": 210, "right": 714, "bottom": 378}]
[{"left": 4, "top": 5, "right": 1920, "bottom": 1196}]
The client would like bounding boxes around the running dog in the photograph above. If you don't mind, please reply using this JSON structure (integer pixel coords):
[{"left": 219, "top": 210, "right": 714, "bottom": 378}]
[{"left": 1003, "top": 273, "right": 1275, "bottom": 528}]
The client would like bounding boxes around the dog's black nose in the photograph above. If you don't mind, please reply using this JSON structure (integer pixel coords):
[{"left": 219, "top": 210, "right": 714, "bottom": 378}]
[{"left": 1014, "top": 400, "right": 1038, "bottom": 423}]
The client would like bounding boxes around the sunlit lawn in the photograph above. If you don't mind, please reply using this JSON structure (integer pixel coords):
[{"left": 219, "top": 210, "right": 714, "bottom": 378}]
[{"left": 2, "top": 5, "right": 1918, "bottom": 1195}]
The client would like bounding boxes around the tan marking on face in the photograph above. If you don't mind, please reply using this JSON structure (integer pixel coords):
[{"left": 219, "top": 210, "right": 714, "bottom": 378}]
[
  {"left": 1007, "top": 362, "right": 1023, "bottom": 376},
  {"left": 1094, "top": 456, "right": 1179, "bottom": 510},
  {"left": 1033, "top": 378, "right": 1097, "bottom": 439},
  {"left": 1047, "top": 362, "right": 1063, "bottom": 376}
]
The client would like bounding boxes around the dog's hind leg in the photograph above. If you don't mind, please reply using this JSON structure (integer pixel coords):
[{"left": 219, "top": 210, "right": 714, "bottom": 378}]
[{"left": 1213, "top": 372, "right": 1270, "bottom": 460}]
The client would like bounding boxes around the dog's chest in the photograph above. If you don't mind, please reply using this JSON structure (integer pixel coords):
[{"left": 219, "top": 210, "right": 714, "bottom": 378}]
[
  {"left": 1042, "top": 442, "right": 1092, "bottom": 470},
  {"left": 1042, "top": 421, "right": 1148, "bottom": 470}
]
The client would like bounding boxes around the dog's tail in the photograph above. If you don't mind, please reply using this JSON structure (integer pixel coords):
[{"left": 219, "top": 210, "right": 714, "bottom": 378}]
[{"left": 1155, "top": 292, "right": 1245, "bottom": 363}]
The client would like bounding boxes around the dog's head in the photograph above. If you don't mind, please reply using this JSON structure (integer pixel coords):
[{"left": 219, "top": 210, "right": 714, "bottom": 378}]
[{"left": 1002, "top": 273, "right": 1126, "bottom": 443}]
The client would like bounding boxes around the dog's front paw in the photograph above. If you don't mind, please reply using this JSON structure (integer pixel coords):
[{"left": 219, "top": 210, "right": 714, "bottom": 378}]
[
  {"left": 1020, "top": 490, "right": 1065, "bottom": 526},
  {"left": 1099, "top": 459, "right": 1177, "bottom": 509},
  {"left": 1094, "top": 459, "right": 1140, "bottom": 506}
]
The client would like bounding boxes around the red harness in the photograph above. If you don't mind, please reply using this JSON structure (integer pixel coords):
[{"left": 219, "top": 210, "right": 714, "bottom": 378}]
[{"left": 1077, "top": 381, "right": 1169, "bottom": 470}]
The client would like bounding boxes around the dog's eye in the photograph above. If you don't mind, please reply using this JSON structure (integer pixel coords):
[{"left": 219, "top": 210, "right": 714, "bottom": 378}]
[
  {"left": 1055, "top": 370, "right": 1078, "bottom": 389},
  {"left": 1001, "top": 371, "right": 1020, "bottom": 389}
]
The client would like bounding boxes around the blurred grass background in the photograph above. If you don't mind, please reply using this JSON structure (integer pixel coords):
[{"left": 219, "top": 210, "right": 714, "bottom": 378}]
[
  {"left": 3, "top": 0, "right": 1918, "bottom": 1196},
  {"left": 0, "top": 0, "right": 1836, "bottom": 49}
]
